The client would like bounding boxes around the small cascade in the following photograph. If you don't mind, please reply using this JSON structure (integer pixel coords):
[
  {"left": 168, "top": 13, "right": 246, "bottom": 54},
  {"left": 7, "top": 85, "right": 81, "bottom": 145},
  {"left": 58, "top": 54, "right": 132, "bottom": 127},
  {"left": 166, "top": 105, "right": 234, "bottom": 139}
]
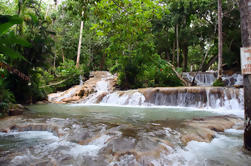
[
  {"left": 96, "top": 87, "right": 244, "bottom": 114},
  {"left": 48, "top": 71, "right": 117, "bottom": 103},
  {"left": 222, "top": 73, "right": 243, "bottom": 86},
  {"left": 81, "top": 72, "right": 117, "bottom": 104},
  {"left": 182, "top": 72, "right": 216, "bottom": 86},
  {"left": 101, "top": 91, "right": 146, "bottom": 105},
  {"left": 48, "top": 71, "right": 243, "bottom": 114},
  {"left": 182, "top": 72, "right": 243, "bottom": 87},
  {"left": 79, "top": 75, "right": 83, "bottom": 85}
]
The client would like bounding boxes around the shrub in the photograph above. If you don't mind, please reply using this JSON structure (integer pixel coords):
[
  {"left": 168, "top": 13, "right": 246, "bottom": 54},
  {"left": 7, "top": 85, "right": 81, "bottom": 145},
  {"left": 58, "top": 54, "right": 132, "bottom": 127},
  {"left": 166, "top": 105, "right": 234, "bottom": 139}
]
[
  {"left": 213, "top": 78, "right": 225, "bottom": 87},
  {"left": 0, "top": 79, "right": 15, "bottom": 114}
]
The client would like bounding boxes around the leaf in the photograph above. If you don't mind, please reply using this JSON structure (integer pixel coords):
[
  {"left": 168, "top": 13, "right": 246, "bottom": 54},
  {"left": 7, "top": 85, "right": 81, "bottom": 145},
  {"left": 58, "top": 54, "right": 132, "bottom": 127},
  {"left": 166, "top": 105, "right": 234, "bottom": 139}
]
[
  {"left": 0, "top": 15, "right": 23, "bottom": 36},
  {"left": 91, "top": 23, "right": 99, "bottom": 30},
  {"left": 0, "top": 32, "right": 31, "bottom": 47},
  {"left": 0, "top": 44, "right": 26, "bottom": 61},
  {"left": 27, "top": 12, "right": 38, "bottom": 24},
  {"left": 96, "top": 30, "right": 104, "bottom": 36}
]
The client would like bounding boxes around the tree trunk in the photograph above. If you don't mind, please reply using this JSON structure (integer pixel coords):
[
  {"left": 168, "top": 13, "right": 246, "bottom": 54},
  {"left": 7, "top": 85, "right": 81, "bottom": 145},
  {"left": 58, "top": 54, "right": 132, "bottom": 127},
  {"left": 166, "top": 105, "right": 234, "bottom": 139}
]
[
  {"left": 176, "top": 24, "right": 180, "bottom": 67},
  {"left": 166, "top": 49, "right": 170, "bottom": 61},
  {"left": 62, "top": 51, "right": 65, "bottom": 63},
  {"left": 167, "top": 62, "right": 190, "bottom": 86},
  {"left": 172, "top": 40, "right": 175, "bottom": 65},
  {"left": 217, "top": 0, "right": 223, "bottom": 79},
  {"left": 182, "top": 45, "right": 188, "bottom": 72},
  {"left": 240, "top": 0, "right": 251, "bottom": 151},
  {"left": 53, "top": 54, "right": 56, "bottom": 69},
  {"left": 45, "top": 4, "right": 49, "bottom": 19},
  {"left": 17, "top": 1, "right": 23, "bottom": 36},
  {"left": 201, "top": 54, "right": 218, "bottom": 72},
  {"left": 76, "top": 11, "right": 84, "bottom": 68}
]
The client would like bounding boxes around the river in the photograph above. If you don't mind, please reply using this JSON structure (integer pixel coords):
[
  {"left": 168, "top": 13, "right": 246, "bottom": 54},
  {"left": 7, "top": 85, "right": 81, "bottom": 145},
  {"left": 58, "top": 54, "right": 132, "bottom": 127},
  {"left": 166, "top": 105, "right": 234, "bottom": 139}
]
[{"left": 0, "top": 104, "right": 250, "bottom": 166}]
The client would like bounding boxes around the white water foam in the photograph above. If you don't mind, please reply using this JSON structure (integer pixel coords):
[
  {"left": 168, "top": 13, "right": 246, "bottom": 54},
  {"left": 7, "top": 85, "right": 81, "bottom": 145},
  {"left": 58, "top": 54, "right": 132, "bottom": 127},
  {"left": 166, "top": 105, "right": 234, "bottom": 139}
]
[
  {"left": 6, "top": 131, "right": 111, "bottom": 165},
  {"left": 182, "top": 72, "right": 243, "bottom": 86},
  {"left": 101, "top": 91, "right": 145, "bottom": 105},
  {"left": 148, "top": 129, "right": 249, "bottom": 166}
]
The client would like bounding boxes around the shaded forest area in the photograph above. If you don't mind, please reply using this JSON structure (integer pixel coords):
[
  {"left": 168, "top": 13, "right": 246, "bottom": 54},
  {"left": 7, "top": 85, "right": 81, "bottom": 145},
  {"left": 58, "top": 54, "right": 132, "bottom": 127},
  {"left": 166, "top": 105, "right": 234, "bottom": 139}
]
[{"left": 0, "top": 0, "right": 241, "bottom": 110}]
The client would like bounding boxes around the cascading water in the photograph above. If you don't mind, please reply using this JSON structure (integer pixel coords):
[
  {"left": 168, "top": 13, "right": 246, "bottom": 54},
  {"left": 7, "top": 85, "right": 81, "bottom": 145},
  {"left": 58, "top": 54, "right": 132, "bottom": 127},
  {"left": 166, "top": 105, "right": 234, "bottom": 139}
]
[
  {"left": 182, "top": 72, "right": 216, "bottom": 86},
  {"left": 87, "top": 87, "right": 244, "bottom": 117},
  {"left": 182, "top": 72, "right": 243, "bottom": 86},
  {"left": 79, "top": 75, "right": 83, "bottom": 85},
  {"left": 81, "top": 72, "right": 117, "bottom": 104},
  {"left": 2, "top": 71, "right": 248, "bottom": 165},
  {"left": 0, "top": 104, "right": 250, "bottom": 166}
]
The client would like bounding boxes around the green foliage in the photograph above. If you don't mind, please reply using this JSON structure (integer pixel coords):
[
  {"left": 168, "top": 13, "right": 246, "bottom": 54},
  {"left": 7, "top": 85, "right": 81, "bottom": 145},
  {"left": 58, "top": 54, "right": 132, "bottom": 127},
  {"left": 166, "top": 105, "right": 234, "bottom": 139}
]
[
  {"left": 0, "top": 15, "right": 22, "bottom": 36},
  {"left": 0, "top": 0, "right": 56, "bottom": 104},
  {"left": 140, "top": 56, "right": 183, "bottom": 88},
  {"left": 54, "top": 60, "right": 83, "bottom": 90},
  {"left": 213, "top": 78, "right": 225, "bottom": 87},
  {"left": 0, "top": 15, "right": 30, "bottom": 61},
  {"left": 0, "top": 79, "right": 15, "bottom": 113},
  {"left": 93, "top": 0, "right": 176, "bottom": 89},
  {"left": 0, "top": 0, "right": 243, "bottom": 105},
  {"left": 38, "top": 60, "right": 84, "bottom": 94}
]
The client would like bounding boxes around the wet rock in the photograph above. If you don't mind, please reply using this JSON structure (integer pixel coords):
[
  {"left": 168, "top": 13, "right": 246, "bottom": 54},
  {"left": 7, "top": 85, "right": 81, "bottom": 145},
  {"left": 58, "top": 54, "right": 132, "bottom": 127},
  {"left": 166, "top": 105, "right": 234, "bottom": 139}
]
[
  {"left": 180, "top": 116, "right": 242, "bottom": 145},
  {"left": 35, "top": 100, "right": 49, "bottom": 104},
  {"left": 8, "top": 104, "right": 27, "bottom": 116},
  {"left": 0, "top": 116, "right": 23, "bottom": 132},
  {"left": 62, "top": 96, "right": 81, "bottom": 102},
  {"left": 48, "top": 71, "right": 117, "bottom": 103},
  {"left": 8, "top": 109, "right": 24, "bottom": 116}
]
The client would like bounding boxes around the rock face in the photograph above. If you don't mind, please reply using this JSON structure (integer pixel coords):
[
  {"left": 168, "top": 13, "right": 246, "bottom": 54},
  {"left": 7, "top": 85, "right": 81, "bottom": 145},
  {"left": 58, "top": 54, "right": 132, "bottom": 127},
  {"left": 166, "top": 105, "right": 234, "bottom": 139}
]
[{"left": 48, "top": 71, "right": 117, "bottom": 103}]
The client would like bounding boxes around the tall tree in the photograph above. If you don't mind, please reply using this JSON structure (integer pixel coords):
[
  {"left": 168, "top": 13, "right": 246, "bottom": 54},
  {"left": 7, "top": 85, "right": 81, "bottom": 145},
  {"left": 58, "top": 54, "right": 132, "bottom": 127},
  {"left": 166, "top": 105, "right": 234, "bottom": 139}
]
[
  {"left": 176, "top": 24, "right": 180, "bottom": 67},
  {"left": 240, "top": 0, "right": 251, "bottom": 151},
  {"left": 76, "top": 10, "right": 84, "bottom": 68},
  {"left": 217, "top": 0, "right": 223, "bottom": 79}
]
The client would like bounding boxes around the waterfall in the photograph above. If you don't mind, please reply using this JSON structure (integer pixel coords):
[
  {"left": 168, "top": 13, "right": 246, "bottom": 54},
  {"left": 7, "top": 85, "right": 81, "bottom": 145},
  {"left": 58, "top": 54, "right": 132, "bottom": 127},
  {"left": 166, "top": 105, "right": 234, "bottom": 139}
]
[
  {"left": 182, "top": 72, "right": 216, "bottom": 86},
  {"left": 79, "top": 75, "right": 83, "bottom": 85},
  {"left": 48, "top": 71, "right": 243, "bottom": 115},
  {"left": 101, "top": 91, "right": 145, "bottom": 105},
  {"left": 48, "top": 71, "right": 117, "bottom": 103},
  {"left": 95, "top": 87, "right": 244, "bottom": 114},
  {"left": 81, "top": 72, "right": 117, "bottom": 104},
  {"left": 182, "top": 72, "right": 243, "bottom": 86},
  {"left": 222, "top": 73, "right": 243, "bottom": 86}
]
